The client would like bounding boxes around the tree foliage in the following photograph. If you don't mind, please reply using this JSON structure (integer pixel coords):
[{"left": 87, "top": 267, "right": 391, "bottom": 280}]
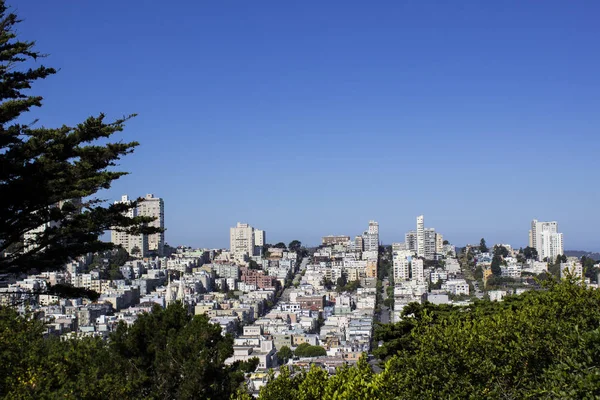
[
  {"left": 523, "top": 246, "right": 538, "bottom": 260},
  {"left": 288, "top": 240, "right": 301, "bottom": 252},
  {"left": 0, "top": 303, "right": 251, "bottom": 399},
  {"left": 478, "top": 238, "right": 488, "bottom": 253},
  {"left": 0, "top": 2, "right": 160, "bottom": 274},
  {"left": 491, "top": 254, "right": 502, "bottom": 276},
  {"left": 294, "top": 343, "right": 327, "bottom": 358},
  {"left": 248, "top": 259, "right": 261, "bottom": 270},
  {"left": 277, "top": 345, "right": 293, "bottom": 365},
  {"left": 493, "top": 245, "right": 509, "bottom": 258}
]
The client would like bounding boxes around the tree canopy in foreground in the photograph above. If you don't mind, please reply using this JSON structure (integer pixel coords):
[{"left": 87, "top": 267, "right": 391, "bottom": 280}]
[{"left": 0, "top": 302, "right": 255, "bottom": 399}]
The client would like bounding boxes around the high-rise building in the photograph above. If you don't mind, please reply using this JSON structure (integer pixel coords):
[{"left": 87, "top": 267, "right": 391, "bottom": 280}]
[
  {"left": 354, "top": 236, "right": 364, "bottom": 252},
  {"left": 424, "top": 228, "right": 437, "bottom": 260},
  {"left": 529, "top": 219, "right": 564, "bottom": 261},
  {"left": 138, "top": 194, "right": 164, "bottom": 256},
  {"left": 416, "top": 215, "right": 424, "bottom": 257},
  {"left": 111, "top": 195, "right": 148, "bottom": 257},
  {"left": 405, "top": 215, "right": 444, "bottom": 260},
  {"left": 393, "top": 250, "right": 412, "bottom": 282},
  {"left": 230, "top": 222, "right": 265, "bottom": 258},
  {"left": 230, "top": 223, "right": 254, "bottom": 256},
  {"left": 255, "top": 230, "right": 265, "bottom": 247},
  {"left": 362, "top": 220, "right": 379, "bottom": 252},
  {"left": 435, "top": 233, "right": 444, "bottom": 254},
  {"left": 411, "top": 258, "right": 424, "bottom": 283},
  {"left": 405, "top": 231, "right": 417, "bottom": 252}
]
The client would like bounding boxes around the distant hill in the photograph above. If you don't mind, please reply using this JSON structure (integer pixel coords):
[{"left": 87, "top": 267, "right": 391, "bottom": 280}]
[{"left": 565, "top": 250, "right": 600, "bottom": 260}]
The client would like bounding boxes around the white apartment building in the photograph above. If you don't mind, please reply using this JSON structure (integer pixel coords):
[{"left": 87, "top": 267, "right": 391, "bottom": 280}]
[
  {"left": 111, "top": 195, "right": 148, "bottom": 257},
  {"left": 230, "top": 223, "right": 254, "bottom": 256},
  {"left": 442, "top": 279, "right": 469, "bottom": 296},
  {"left": 362, "top": 220, "right": 379, "bottom": 252},
  {"left": 501, "top": 265, "right": 522, "bottom": 279},
  {"left": 430, "top": 268, "right": 448, "bottom": 283},
  {"left": 138, "top": 194, "right": 164, "bottom": 255},
  {"left": 393, "top": 250, "right": 413, "bottom": 282},
  {"left": 255, "top": 230, "right": 265, "bottom": 247},
  {"left": 406, "top": 215, "right": 443, "bottom": 260},
  {"left": 416, "top": 215, "right": 424, "bottom": 257},
  {"left": 411, "top": 258, "right": 425, "bottom": 283},
  {"left": 529, "top": 219, "right": 564, "bottom": 261},
  {"left": 230, "top": 222, "right": 265, "bottom": 258}
]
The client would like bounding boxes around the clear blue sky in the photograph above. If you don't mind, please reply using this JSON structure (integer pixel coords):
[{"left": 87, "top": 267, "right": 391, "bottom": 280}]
[{"left": 16, "top": 1, "right": 600, "bottom": 250}]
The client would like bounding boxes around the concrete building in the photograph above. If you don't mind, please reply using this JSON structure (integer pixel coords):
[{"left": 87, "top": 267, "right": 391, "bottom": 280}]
[
  {"left": 322, "top": 235, "right": 351, "bottom": 246},
  {"left": 442, "top": 279, "right": 469, "bottom": 296},
  {"left": 529, "top": 219, "right": 564, "bottom": 261},
  {"left": 424, "top": 228, "right": 437, "bottom": 260},
  {"left": 362, "top": 221, "right": 379, "bottom": 252},
  {"left": 405, "top": 232, "right": 417, "bottom": 253},
  {"left": 406, "top": 216, "right": 442, "bottom": 260},
  {"left": 138, "top": 194, "right": 164, "bottom": 255},
  {"left": 416, "top": 215, "right": 424, "bottom": 258},
  {"left": 255, "top": 230, "right": 265, "bottom": 247},
  {"left": 435, "top": 233, "right": 444, "bottom": 254},
  {"left": 230, "top": 222, "right": 265, "bottom": 258},
  {"left": 393, "top": 250, "right": 412, "bottom": 282},
  {"left": 411, "top": 258, "right": 425, "bottom": 283},
  {"left": 392, "top": 242, "right": 406, "bottom": 252},
  {"left": 230, "top": 223, "right": 254, "bottom": 256},
  {"left": 353, "top": 236, "right": 364, "bottom": 252},
  {"left": 111, "top": 195, "right": 148, "bottom": 257}
]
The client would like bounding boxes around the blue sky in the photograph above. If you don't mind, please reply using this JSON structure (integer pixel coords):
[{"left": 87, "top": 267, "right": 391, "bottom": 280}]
[{"left": 16, "top": 1, "right": 600, "bottom": 250}]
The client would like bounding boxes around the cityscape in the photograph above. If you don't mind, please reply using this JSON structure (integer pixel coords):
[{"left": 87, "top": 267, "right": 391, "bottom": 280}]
[
  {"left": 2, "top": 189, "right": 593, "bottom": 394},
  {"left": 1, "top": 0, "right": 599, "bottom": 398}
]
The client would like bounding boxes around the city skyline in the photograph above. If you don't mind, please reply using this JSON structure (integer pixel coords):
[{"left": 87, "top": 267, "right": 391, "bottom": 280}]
[
  {"left": 120, "top": 202, "right": 580, "bottom": 253},
  {"left": 17, "top": 2, "right": 600, "bottom": 250}
]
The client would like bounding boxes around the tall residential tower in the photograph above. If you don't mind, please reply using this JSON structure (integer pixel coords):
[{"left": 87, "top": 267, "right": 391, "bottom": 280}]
[
  {"left": 111, "top": 195, "right": 148, "bottom": 257},
  {"left": 230, "top": 222, "right": 265, "bottom": 258},
  {"left": 362, "top": 220, "right": 379, "bottom": 252},
  {"left": 529, "top": 219, "right": 564, "bottom": 261},
  {"left": 138, "top": 194, "right": 165, "bottom": 256}
]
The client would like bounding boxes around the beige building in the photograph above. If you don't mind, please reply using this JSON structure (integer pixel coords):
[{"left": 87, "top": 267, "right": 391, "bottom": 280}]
[
  {"left": 435, "top": 233, "right": 444, "bottom": 254},
  {"left": 111, "top": 195, "right": 148, "bottom": 257},
  {"left": 230, "top": 222, "right": 265, "bottom": 258},
  {"left": 322, "top": 235, "right": 351, "bottom": 246},
  {"left": 255, "top": 230, "right": 265, "bottom": 247},
  {"left": 138, "top": 194, "right": 164, "bottom": 255}
]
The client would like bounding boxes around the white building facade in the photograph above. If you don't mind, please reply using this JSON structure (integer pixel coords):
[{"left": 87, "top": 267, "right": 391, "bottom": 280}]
[{"left": 529, "top": 219, "right": 564, "bottom": 261}]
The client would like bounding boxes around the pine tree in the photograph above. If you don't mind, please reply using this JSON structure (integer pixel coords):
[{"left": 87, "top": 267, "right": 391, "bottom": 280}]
[
  {"left": 0, "top": 2, "right": 159, "bottom": 273},
  {"left": 479, "top": 238, "right": 488, "bottom": 253}
]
